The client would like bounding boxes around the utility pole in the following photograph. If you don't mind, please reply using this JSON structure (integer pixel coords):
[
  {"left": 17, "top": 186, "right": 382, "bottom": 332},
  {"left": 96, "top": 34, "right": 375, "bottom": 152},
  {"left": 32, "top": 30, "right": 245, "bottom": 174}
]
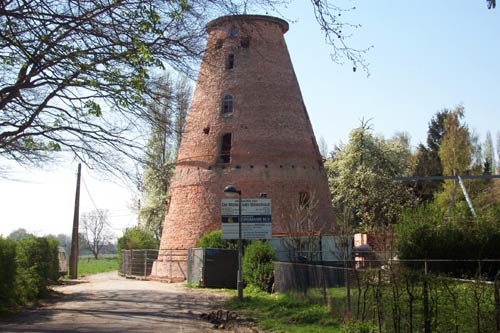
[{"left": 69, "top": 163, "right": 81, "bottom": 279}]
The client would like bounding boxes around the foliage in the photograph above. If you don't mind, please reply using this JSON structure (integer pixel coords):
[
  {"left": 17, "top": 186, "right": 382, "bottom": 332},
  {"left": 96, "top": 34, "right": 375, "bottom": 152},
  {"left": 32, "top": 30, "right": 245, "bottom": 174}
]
[
  {"left": 483, "top": 130, "right": 496, "bottom": 174},
  {"left": 397, "top": 205, "right": 500, "bottom": 277},
  {"left": 139, "top": 74, "right": 191, "bottom": 239},
  {"left": 410, "top": 110, "right": 448, "bottom": 202},
  {"left": 0, "top": 0, "right": 367, "bottom": 178},
  {"left": 242, "top": 241, "right": 276, "bottom": 292},
  {"left": 7, "top": 228, "right": 32, "bottom": 241},
  {"left": 15, "top": 236, "right": 59, "bottom": 302},
  {"left": 81, "top": 209, "right": 112, "bottom": 259},
  {"left": 196, "top": 230, "right": 236, "bottom": 249},
  {"left": 78, "top": 256, "right": 118, "bottom": 276},
  {"left": 439, "top": 106, "right": 473, "bottom": 177},
  {"left": 0, "top": 237, "right": 17, "bottom": 312},
  {"left": 117, "top": 227, "right": 158, "bottom": 251},
  {"left": 326, "top": 122, "right": 416, "bottom": 232},
  {"left": 117, "top": 227, "right": 158, "bottom": 266},
  {"left": 225, "top": 285, "right": 341, "bottom": 333}
]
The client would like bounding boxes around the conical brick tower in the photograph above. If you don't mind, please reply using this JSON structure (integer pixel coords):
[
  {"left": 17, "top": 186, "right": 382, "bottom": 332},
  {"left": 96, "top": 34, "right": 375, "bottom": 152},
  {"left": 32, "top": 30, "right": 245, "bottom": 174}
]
[{"left": 151, "top": 15, "right": 336, "bottom": 281}]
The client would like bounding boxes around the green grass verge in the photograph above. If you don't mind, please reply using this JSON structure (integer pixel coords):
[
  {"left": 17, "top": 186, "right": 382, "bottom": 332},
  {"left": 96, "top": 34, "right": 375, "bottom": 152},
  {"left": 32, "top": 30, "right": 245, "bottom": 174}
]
[
  {"left": 225, "top": 285, "right": 342, "bottom": 333},
  {"left": 77, "top": 256, "right": 118, "bottom": 276}
]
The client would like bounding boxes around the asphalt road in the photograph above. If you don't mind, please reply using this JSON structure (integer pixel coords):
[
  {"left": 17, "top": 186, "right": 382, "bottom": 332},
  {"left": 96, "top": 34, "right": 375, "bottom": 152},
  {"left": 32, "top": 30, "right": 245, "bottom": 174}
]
[{"left": 0, "top": 272, "right": 252, "bottom": 333}]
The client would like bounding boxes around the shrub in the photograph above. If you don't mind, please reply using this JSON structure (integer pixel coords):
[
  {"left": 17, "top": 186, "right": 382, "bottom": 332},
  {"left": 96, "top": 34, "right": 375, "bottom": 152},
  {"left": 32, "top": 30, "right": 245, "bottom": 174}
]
[
  {"left": 196, "top": 230, "right": 236, "bottom": 249},
  {"left": 117, "top": 227, "right": 159, "bottom": 265},
  {"left": 117, "top": 227, "right": 158, "bottom": 251},
  {"left": 243, "top": 241, "right": 276, "bottom": 292},
  {"left": 15, "top": 236, "right": 59, "bottom": 302},
  {"left": 397, "top": 205, "right": 500, "bottom": 277},
  {"left": 0, "top": 237, "right": 17, "bottom": 311}
]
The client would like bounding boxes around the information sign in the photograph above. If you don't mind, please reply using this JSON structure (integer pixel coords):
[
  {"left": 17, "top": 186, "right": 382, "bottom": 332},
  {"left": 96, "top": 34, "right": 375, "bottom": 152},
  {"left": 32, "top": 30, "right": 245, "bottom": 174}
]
[{"left": 221, "top": 199, "right": 272, "bottom": 240}]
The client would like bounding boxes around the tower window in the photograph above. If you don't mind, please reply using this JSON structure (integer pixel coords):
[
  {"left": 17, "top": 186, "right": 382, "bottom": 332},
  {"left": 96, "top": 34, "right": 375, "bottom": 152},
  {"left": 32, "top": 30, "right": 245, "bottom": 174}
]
[
  {"left": 226, "top": 54, "right": 235, "bottom": 69},
  {"left": 215, "top": 39, "right": 224, "bottom": 49},
  {"left": 299, "top": 191, "right": 311, "bottom": 208},
  {"left": 240, "top": 37, "right": 250, "bottom": 48},
  {"left": 220, "top": 133, "right": 232, "bottom": 163},
  {"left": 228, "top": 25, "right": 238, "bottom": 37},
  {"left": 222, "top": 95, "right": 233, "bottom": 114}
]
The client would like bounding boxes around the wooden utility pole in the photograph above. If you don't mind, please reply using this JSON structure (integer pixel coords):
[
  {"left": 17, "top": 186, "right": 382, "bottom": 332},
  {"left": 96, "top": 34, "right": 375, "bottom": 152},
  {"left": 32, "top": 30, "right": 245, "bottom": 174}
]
[{"left": 69, "top": 163, "right": 81, "bottom": 279}]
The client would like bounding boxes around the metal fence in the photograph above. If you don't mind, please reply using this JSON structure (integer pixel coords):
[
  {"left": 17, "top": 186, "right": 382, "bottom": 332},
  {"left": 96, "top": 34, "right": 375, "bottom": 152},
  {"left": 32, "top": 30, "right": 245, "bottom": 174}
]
[
  {"left": 273, "top": 259, "right": 500, "bottom": 333},
  {"left": 119, "top": 249, "right": 159, "bottom": 278}
]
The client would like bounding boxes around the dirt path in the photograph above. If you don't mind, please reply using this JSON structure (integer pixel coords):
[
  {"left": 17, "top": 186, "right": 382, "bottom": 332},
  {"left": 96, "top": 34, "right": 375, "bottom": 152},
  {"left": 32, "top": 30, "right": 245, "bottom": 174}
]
[{"left": 0, "top": 272, "right": 256, "bottom": 333}]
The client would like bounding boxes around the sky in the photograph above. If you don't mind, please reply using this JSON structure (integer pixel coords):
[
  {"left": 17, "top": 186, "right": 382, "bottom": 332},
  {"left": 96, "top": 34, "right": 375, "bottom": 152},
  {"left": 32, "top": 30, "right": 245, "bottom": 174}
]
[{"left": 0, "top": 0, "right": 498, "bottom": 238}]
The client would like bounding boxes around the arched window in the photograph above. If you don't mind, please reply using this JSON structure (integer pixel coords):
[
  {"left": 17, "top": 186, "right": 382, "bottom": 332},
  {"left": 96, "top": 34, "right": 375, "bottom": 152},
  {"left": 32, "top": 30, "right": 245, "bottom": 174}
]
[
  {"left": 220, "top": 133, "right": 232, "bottom": 163},
  {"left": 222, "top": 95, "right": 233, "bottom": 114}
]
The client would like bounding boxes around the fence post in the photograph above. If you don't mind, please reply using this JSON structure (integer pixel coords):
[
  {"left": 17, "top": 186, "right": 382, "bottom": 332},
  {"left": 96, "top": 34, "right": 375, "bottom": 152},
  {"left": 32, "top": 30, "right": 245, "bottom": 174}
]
[
  {"left": 144, "top": 249, "right": 148, "bottom": 278},
  {"left": 128, "top": 249, "right": 134, "bottom": 275},
  {"left": 423, "top": 260, "right": 431, "bottom": 333},
  {"left": 495, "top": 273, "right": 500, "bottom": 333}
]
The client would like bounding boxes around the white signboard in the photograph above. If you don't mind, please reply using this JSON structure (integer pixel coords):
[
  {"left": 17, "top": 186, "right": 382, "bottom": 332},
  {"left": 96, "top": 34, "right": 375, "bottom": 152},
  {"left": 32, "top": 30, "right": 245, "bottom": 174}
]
[{"left": 221, "top": 199, "right": 272, "bottom": 240}]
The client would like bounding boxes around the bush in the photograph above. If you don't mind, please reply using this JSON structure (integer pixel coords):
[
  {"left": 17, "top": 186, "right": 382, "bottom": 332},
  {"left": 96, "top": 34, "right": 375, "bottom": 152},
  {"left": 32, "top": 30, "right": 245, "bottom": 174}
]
[
  {"left": 243, "top": 241, "right": 276, "bottom": 292},
  {"left": 196, "top": 230, "right": 236, "bottom": 249},
  {"left": 397, "top": 205, "right": 500, "bottom": 277},
  {"left": 117, "top": 227, "right": 158, "bottom": 251},
  {"left": 0, "top": 237, "right": 17, "bottom": 311},
  {"left": 15, "top": 236, "right": 59, "bottom": 302},
  {"left": 117, "top": 227, "right": 159, "bottom": 265}
]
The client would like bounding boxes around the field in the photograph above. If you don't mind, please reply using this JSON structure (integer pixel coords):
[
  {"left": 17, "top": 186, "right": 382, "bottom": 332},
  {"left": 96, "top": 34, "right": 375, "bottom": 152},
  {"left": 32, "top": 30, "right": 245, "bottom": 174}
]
[{"left": 77, "top": 256, "right": 119, "bottom": 276}]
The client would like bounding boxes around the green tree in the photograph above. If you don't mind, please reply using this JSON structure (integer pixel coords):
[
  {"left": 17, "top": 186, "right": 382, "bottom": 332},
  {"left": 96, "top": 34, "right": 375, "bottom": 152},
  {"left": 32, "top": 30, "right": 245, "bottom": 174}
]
[
  {"left": 439, "top": 106, "right": 472, "bottom": 177},
  {"left": 483, "top": 131, "right": 496, "bottom": 175},
  {"left": 117, "top": 227, "right": 158, "bottom": 252},
  {"left": 326, "top": 122, "right": 415, "bottom": 232},
  {"left": 411, "top": 110, "right": 448, "bottom": 202},
  {"left": 436, "top": 106, "right": 474, "bottom": 214},
  {"left": 0, "top": 0, "right": 368, "bottom": 177},
  {"left": 138, "top": 74, "right": 192, "bottom": 240},
  {"left": 7, "top": 228, "right": 32, "bottom": 241}
]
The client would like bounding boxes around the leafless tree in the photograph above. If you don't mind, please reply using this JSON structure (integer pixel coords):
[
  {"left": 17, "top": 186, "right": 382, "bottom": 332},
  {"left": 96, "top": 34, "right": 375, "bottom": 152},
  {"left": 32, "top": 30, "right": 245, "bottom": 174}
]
[
  {"left": 284, "top": 191, "right": 334, "bottom": 261},
  {"left": 81, "top": 209, "right": 112, "bottom": 259},
  {"left": 0, "top": 0, "right": 369, "bottom": 178}
]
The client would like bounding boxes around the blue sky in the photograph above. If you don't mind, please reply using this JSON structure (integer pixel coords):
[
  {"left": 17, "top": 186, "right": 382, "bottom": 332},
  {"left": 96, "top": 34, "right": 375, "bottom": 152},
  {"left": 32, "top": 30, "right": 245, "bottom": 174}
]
[
  {"left": 1, "top": 1, "right": 498, "bottom": 237},
  {"left": 282, "top": 1, "right": 499, "bottom": 150}
]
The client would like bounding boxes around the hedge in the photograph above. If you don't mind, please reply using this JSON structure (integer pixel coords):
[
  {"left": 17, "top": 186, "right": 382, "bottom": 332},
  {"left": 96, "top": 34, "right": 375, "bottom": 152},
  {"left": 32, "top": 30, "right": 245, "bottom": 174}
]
[
  {"left": 0, "top": 236, "right": 60, "bottom": 313},
  {"left": 397, "top": 206, "right": 500, "bottom": 278},
  {"left": 0, "top": 237, "right": 17, "bottom": 312}
]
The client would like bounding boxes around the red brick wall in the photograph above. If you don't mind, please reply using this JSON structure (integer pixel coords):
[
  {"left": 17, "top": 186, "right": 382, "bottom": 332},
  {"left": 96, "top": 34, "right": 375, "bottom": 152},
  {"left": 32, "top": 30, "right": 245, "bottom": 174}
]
[{"left": 157, "top": 15, "right": 336, "bottom": 256}]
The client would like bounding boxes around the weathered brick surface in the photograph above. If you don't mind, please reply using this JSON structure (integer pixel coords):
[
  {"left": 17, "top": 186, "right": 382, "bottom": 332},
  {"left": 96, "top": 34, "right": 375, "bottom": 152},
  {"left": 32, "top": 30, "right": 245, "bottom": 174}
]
[{"left": 151, "top": 15, "right": 336, "bottom": 280}]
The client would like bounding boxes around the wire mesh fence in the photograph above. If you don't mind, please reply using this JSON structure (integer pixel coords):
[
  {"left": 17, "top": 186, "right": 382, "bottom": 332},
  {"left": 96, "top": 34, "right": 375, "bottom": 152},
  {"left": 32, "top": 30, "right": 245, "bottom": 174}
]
[
  {"left": 119, "top": 249, "right": 159, "bottom": 277},
  {"left": 119, "top": 249, "right": 189, "bottom": 280},
  {"left": 274, "top": 259, "right": 500, "bottom": 333}
]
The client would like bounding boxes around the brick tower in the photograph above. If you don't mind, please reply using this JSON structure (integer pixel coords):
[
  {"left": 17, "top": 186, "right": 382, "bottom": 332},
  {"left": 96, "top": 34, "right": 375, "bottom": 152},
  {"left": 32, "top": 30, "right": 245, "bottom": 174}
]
[{"left": 151, "top": 15, "right": 336, "bottom": 281}]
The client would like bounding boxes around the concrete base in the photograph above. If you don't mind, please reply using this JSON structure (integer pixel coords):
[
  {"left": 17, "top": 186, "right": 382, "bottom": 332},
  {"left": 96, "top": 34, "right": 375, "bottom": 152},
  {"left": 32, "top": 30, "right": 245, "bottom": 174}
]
[{"left": 149, "top": 254, "right": 188, "bottom": 282}]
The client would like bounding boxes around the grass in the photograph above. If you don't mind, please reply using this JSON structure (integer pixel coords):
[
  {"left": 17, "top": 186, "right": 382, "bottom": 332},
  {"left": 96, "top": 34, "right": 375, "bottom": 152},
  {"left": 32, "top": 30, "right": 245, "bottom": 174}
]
[
  {"left": 225, "top": 285, "right": 342, "bottom": 333},
  {"left": 77, "top": 256, "right": 118, "bottom": 276}
]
